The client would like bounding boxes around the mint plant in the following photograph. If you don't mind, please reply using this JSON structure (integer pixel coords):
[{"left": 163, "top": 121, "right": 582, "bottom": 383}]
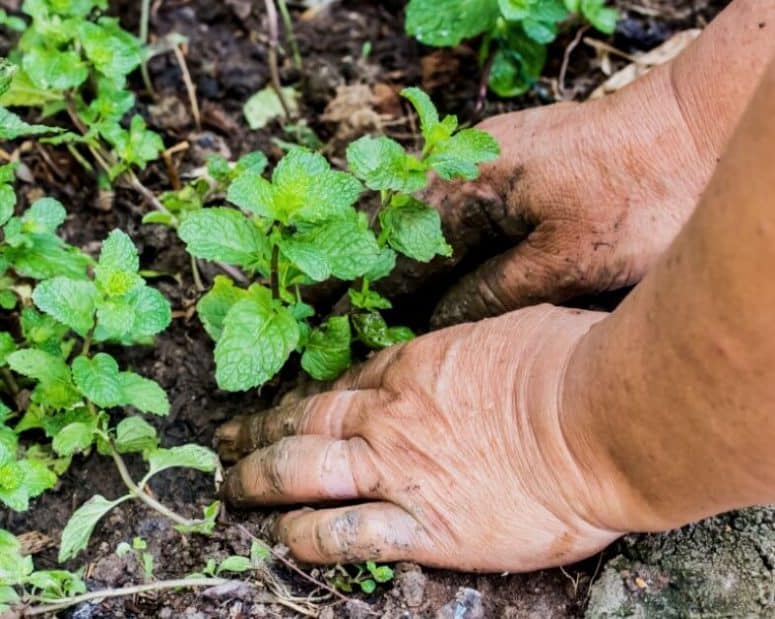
[
  {"left": 0, "top": 179, "right": 219, "bottom": 571},
  {"left": 0, "top": 1, "right": 164, "bottom": 182},
  {"left": 406, "top": 0, "right": 618, "bottom": 97},
  {"left": 173, "top": 87, "right": 499, "bottom": 392}
]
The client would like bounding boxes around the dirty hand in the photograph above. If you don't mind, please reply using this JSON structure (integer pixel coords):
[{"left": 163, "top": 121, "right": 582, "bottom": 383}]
[
  {"left": 407, "top": 67, "right": 715, "bottom": 327},
  {"left": 216, "top": 305, "right": 631, "bottom": 572}
]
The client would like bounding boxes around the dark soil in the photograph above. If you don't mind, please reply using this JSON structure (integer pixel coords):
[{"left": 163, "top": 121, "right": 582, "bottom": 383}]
[{"left": 1, "top": 0, "right": 732, "bottom": 617}]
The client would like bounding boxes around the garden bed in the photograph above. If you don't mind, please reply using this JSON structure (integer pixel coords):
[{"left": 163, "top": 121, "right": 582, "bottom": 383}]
[{"left": 0, "top": 0, "right": 738, "bottom": 617}]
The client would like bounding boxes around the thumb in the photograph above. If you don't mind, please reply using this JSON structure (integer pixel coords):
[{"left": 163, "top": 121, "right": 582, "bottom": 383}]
[{"left": 431, "top": 225, "right": 585, "bottom": 328}]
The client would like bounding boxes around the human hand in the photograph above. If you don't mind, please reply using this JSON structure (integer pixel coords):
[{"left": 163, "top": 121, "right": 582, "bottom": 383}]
[
  {"left": 392, "top": 67, "right": 715, "bottom": 327},
  {"left": 216, "top": 305, "right": 635, "bottom": 572}
]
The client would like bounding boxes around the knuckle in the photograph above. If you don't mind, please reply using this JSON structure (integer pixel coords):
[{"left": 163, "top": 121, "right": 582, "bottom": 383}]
[{"left": 260, "top": 438, "right": 293, "bottom": 495}]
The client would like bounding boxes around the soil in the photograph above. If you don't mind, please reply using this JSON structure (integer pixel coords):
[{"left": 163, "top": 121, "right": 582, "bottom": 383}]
[{"left": 1, "top": 0, "right": 756, "bottom": 618}]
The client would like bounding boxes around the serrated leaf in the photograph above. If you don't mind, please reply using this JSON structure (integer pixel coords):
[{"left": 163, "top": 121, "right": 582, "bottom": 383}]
[
  {"left": 117, "top": 372, "right": 169, "bottom": 416},
  {"left": 0, "top": 184, "right": 14, "bottom": 225},
  {"left": 406, "top": 0, "right": 499, "bottom": 46},
  {"left": 179, "top": 208, "right": 267, "bottom": 271},
  {"left": 346, "top": 136, "right": 427, "bottom": 193},
  {"left": 215, "top": 298, "right": 299, "bottom": 391},
  {"left": 400, "top": 87, "right": 439, "bottom": 139},
  {"left": 146, "top": 444, "right": 218, "bottom": 478},
  {"left": 380, "top": 197, "right": 452, "bottom": 262},
  {"left": 7, "top": 348, "right": 71, "bottom": 388},
  {"left": 277, "top": 236, "right": 330, "bottom": 282},
  {"left": 352, "top": 313, "right": 415, "bottom": 350},
  {"left": 52, "top": 421, "right": 96, "bottom": 456},
  {"left": 115, "top": 417, "right": 159, "bottom": 454},
  {"left": 22, "top": 47, "right": 88, "bottom": 91},
  {"left": 0, "top": 426, "right": 18, "bottom": 467},
  {"left": 59, "top": 495, "right": 127, "bottom": 562},
  {"left": 33, "top": 277, "right": 98, "bottom": 336},
  {"left": 301, "top": 316, "right": 351, "bottom": 381},
  {"left": 97, "top": 229, "right": 139, "bottom": 274},
  {"left": 121, "top": 286, "right": 171, "bottom": 341},
  {"left": 0, "top": 333, "right": 16, "bottom": 367},
  {"left": 488, "top": 28, "right": 547, "bottom": 97},
  {"left": 227, "top": 172, "right": 275, "bottom": 219},
  {"left": 8, "top": 236, "right": 91, "bottom": 281},
  {"left": 21, "top": 197, "right": 66, "bottom": 234},
  {"left": 71, "top": 354, "right": 123, "bottom": 408},
  {"left": 427, "top": 128, "right": 500, "bottom": 181},
  {"left": 196, "top": 276, "right": 249, "bottom": 341},
  {"left": 79, "top": 19, "right": 143, "bottom": 79},
  {"left": 0, "top": 107, "right": 58, "bottom": 140}
]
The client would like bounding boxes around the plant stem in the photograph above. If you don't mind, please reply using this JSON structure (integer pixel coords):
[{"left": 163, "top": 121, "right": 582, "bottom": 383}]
[
  {"left": 109, "top": 447, "right": 201, "bottom": 528},
  {"left": 22, "top": 577, "right": 230, "bottom": 616},
  {"left": 270, "top": 245, "right": 280, "bottom": 300},
  {"left": 276, "top": 0, "right": 302, "bottom": 71},
  {"left": 81, "top": 331, "right": 93, "bottom": 357},
  {"left": 191, "top": 256, "right": 205, "bottom": 292},
  {"left": 139, "top": 0, "right": 156, "bottom": 97},
  {"left": 263, "top": 0, "right": 291, "bottom": 120}
]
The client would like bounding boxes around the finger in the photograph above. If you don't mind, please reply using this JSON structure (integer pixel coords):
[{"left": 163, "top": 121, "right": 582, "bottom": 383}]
[
  {"left": 431, "top": 225, "right": 586, "bottom": 328},
  {"left": 215, "top": 390, "right": 376, "bottom": 462},
  {"left": 220, "top": 436, "right": 380, "bottom": 507},
  {"left": 277, "top": 502, "right": 432, "bottom": 564},
  {"left": 332, "top": 343, "right": 407, "bottom": 390}
]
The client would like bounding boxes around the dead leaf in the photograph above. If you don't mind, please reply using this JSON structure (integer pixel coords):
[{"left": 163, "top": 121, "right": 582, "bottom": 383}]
[
  {"left": 17, "top": 530, "right": 55, "bottom": 555},
  {"left": 589, "top": 29, "right": 701, "bottom": 98},
  {"left": 322, "top": 84, "right": 388, "bottom": 145}
]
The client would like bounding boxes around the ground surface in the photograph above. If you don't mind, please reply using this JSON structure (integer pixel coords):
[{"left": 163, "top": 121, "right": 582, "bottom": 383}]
[{"left": 4, "top": 0, "right": 768, "bottom": 617}]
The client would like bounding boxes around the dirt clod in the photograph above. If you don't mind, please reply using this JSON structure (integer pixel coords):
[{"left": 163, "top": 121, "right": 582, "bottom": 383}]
[{"left": 437, "top": 587, "right": 485, "bottom": 619}]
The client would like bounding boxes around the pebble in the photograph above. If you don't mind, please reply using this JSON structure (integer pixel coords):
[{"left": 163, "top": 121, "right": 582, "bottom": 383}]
[
  {"left": 345, "top": 599, "right": 373, "bottom": 619},
  {"left": 436, "top": 588, "right": 484, "bottom": 619},
  {"left": 398, "top": 568, "right": 427, "bottom": 608}
]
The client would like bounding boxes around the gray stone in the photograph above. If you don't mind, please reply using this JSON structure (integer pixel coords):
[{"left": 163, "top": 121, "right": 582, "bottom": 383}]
[
  {"left": 398, "top": 568, "right": 427, "bottom": 608},
  {"left": 437, "top": 587, "right": 484, "bottom": 619}
]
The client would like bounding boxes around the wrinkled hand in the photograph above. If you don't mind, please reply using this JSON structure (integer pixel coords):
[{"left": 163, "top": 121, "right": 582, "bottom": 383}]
[
  {"left": 399, "top": 69, "right": 715, "bottom": 327},
  {"left": 216, "top": 305, "right": 630, "bottom": 572}
]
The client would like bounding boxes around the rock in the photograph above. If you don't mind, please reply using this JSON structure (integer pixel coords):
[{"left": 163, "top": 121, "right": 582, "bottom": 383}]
[
  {"left": 586, "top": 507, "right": 775, "bottom": 618},
  {"left": 345, "top": 599, "right": 373, "bottom": 619},
  {"left": 437, "top": 588, "right": 484, "bottom": 619},
  {"left": 398, "top": 567, "right": 426, "bottom": 608}
]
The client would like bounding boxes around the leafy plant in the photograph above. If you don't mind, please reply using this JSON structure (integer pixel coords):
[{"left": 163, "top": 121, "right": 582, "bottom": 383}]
[
  {"left": 406, "top": 0, "right": 618, "bottom": 97},
  {"left": 327, "top": 561, "right": 395, "bottom": 595},
  {"left": 0, "top": 175, "right": 219, "bottom": 568},
  {"left": 0, "top": 1, "right": 164, "bottom": 181},
  {"left": 170, "top": 87, "right": 499, "bottom": 392}
]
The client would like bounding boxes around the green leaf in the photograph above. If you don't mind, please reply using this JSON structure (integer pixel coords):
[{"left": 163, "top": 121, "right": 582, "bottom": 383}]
[
  {"left": 7, "top": 348, "right": 71, "bottom": 389},
  {"left": 352, "top": 313, "right": 415, "bottom": 350},
  {"left": 119, "top": 285, "right": 171, "bottom": 341},
  {"left": 0, "top": 107, "right": 58, "bottom": 140},
  {"left": 227, "top": 172, "right": 275, "bottom": 219},
  {"left": 366, "top": 561, "right": 394, "bottom": 583},
  {"left": 114, "top": 417, "right": 159, "bottom": 454},
  {"left": 578, "top": 0, "right": 617, "bottom": 33},
  {"left": 380, "top": 196, "right": 452, "bottom": 262},
  {"left": 21, "top": 198, "right": 66, "bottom": 234},
  {"left": 406, "top": 0, "right": 500, "bottom": 46},
  {"left": 0, "top": 459, "right": 57, "bottom": 511},
  {"left": 97, "top": 229, "right": 139, "bottom": 274},
  {"left": 0, "top": 332, "right": 17, "bottom": 367},
  {"left": 348, "top": 287, "right": 392, "bottom": 311},
  {"left": 22, "top": 47, "right": 88, "bottom": 91},
  {"left": 117, "top": 372, "right": 169, "bottom": 416},
  {"left": 52, "top": 421, "right": 96, "bottom": 456},
  {"left": 196, "top": 276, "right": 250, "bottom": 341},
  {"left": 277, "top": 235, "right": 330, "bottom": 282},
  {"left": 0, "top": 426, "right": 18, "bottom": 467},
  {"left": 179, "top": 208, "right": 267, "bottom": 271},
  {"left": 79, "top": 19, "right": 143, "bottom": 79},
  {"left": 488, "top": 27, "right": 547, "bottom": 97},
  {"left": 7, "top": 236, "right": 90, "bottom": 281},
  {"left": 71, "top": 354, "right": 123, "bottom": 408},
  {"left": 0, "top": 184, "right": 14, "bottom": 226},
  {"left": 427, "top": 128, "right": 500, "bottom": 181},
  {"left": 301, "top": 316, "right": 351, "bottom": 381},
  {"left": 33, "top": 277, "right": 98, "bottom": 336},
  {"left": 59, "top": 495, "right": 127, "bottom": 562},
  {"left": 146, "top": 444, "right": 218, "bottom": 478},
  {"left": 346, "top": 136, "right": 427, "bottom": 193},
  {"left": 243, "top": 86, "right": 299, "bottom": 130},
  {"left": 360, "top": 579, "right": 377, "bottom": 594},
  {"left": 400, "top": 87, "right": 440, "bottom": 139},
  {"left": 215, "top": 297, "right": 300, "bottom": 391},
  {"left": 217, "top": 556, "right": 253, "bottom": 574}
]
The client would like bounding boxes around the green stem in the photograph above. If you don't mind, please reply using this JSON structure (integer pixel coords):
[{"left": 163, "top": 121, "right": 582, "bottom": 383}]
[
  {"left": 270, "top": 245, "right": 280, "bottom": 300},
  {"left": 109, "top": 446, "right": 201, "bottom": 528},
  {"left": 276, "top": 0, "right": 302, "bottom": 71},
  {"left": 21, "top": 578, "right": 230, "bottom": 616}
]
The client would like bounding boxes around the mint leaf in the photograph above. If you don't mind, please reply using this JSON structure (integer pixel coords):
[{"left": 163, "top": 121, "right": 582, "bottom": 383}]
[
  {"left": 227, "top": 172, "right": 275, "bottom": 219},
  {"left": 346, "top": 136, "right": 427, "bottom": 193},
  {"left": 215, "top": 297, "right": 300, "bottom": 391},
  {"left": 79, "top": 19, "right": 143, "bottom": 80},
  {"left": 277, "top": 236, "right": 331, "bottom": 282},
  {"left": 146, "top": 444, "right": 218, "bottom": 478},
  {"left": 97, "top": 229, "right": 139, "bottom": 274},
  {"left": 21, "top": 198, "right": 66, "bottom": 234},
  {"left": 427, "top": 128, "right": 500, "bottom": 181},
  {"left": 7, "top": 349, "right": 75, "bottom": 406},
  {"left": 52, "top": 421, "right": 96, "bottom": 456},
  {"left": 179, "top": 208, "right": 267, "bottom": 271},
  {"left": 0, "top": 107, "right": 58, "bottom": 140},
  {"left": 400, "top": 87, "right": 439, "bottom": 139},
  {"left": 71, "top": 354, "right": 123, "bottom": 408},
  {"left": 117, "top": 372, "right": 169, "bottom": 416},
  {"left": 406, "top": 0, "right": 500, "bottom": 46},
  {"left": 33, "top": 277, "right": 98, "bottom": 336},
  {"left": 120, "top": 286, "right": 171, "bottom": 341},
  {"left": 301, "top": 316, "right": 351, "bottom": 381},
  {"left": 114, "top": 417, "right": 159, "bottom": 454},
  {"left": 0, "top": 184, "right": 14, "bottom": 225},
  {"left": 380, "top": 196, "right": 452, "bottom": 262},
  {"left": 196, "top": 276, "right": 249, "bottom": 341},
  {"left": 217, "top": 556, "right": 253, "bottom": 574},
  {"left": 23, "top": 47, "right": 89, "bottom": 91},
  {"left": 59, "top": 495, "right": 128, "bottom": 562},
  {"left": 0, "top": 426, "right": 18, "bottom": 467},
  {"left": 352, "top": 313, "right": 415, "bottom": 350},
  {"left": 348, "top": 288, "right": 392, "bottom": 311}
]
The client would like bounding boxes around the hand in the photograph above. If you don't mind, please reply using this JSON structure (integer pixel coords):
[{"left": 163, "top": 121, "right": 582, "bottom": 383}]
[
  {"left": 216, "top": 305, "right": 634, "bottom": 572},
  {"left": 397, "top": 67, "right": 716, "bottom": 327}
]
